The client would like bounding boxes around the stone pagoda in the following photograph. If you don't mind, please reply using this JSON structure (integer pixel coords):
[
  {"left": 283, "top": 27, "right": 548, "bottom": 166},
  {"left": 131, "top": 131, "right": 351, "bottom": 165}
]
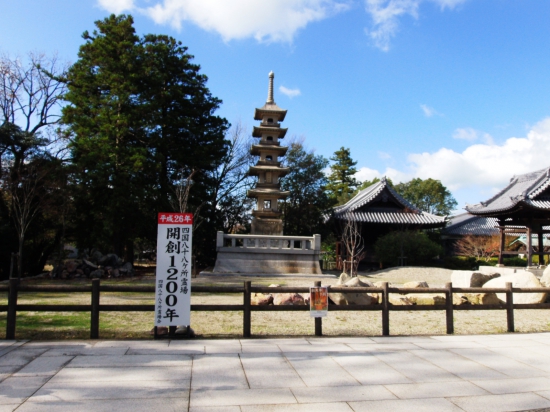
[{"left": 247, "top": 71, "right": 290, "bottom": 235}]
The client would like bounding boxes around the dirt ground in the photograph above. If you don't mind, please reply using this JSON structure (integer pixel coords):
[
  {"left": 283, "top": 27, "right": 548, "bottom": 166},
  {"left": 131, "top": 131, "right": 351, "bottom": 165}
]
[{"left": 2, "top": 266, "right": 549, "bottom": 339}]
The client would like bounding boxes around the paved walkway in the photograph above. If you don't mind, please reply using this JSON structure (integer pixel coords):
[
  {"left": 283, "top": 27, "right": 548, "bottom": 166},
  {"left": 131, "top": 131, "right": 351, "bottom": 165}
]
[{"left": 2, "top": 333, "right": 550, "bottom": 411}]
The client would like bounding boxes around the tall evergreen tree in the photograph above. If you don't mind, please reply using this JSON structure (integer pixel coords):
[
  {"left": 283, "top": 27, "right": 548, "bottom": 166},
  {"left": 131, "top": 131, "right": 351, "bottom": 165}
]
[
  {"left": 62, "top": 15, "right": 228, "bottom": 263},
  {"left": 326, "top": 147, "right": 359, "bottom": 205},
  {"left": 281, "top": 142, "right": 332, "bottom": 236}
]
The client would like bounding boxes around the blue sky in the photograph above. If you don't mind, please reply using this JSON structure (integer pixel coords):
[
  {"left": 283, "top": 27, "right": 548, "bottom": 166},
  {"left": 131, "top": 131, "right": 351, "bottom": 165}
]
[{"left": 2, "top": 0, "right": 550, "bottom": 214}]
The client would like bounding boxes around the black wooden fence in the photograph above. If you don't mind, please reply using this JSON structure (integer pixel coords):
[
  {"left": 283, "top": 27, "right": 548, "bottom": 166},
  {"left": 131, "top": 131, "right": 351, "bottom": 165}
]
[{"left": 1, "top": 278, "right": 550, "bottom": 339}]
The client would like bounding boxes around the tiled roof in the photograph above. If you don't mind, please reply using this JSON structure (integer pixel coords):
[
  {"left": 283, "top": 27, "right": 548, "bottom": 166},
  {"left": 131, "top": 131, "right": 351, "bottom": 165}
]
[
  {"left": 442, "top": 212, "right": 550, "bottom": 236},
  {"left": 442, "top": 213, "right": 500, "bottom": 236},
  {"left": 466, "top": 166, "right": 550, "bottom": 215},
  {"left": 332, "top": 178, "right": 445, "bottom": 227}
]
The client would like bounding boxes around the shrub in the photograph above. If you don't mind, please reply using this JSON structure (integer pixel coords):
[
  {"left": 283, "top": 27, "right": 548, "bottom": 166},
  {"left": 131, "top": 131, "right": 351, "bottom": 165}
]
[{"left": 374, "top": 230, "right": 444, "bottom": 267}]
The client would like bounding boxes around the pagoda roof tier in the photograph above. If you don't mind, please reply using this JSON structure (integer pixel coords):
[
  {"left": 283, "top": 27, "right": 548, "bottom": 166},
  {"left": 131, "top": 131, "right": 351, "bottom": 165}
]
[
  {"left": 466, "top": 166, "right": 550, "bottom": 217},
  {"left": 252, "top": 210, "right": 282, "bottom": 219},
  {"left": 252, "top": 126, "right": 288, "bottom": 138},
  {"left": 250, "top": 145, "right": 288, "bottom": 156},
  {"left": 254, "top": 103, "right": 287, "bottom": 121},
  {"left": 247, "top": 189, "right": 290, "bottom": 199},
  {"left": 248, "top": 165, "right": 290, "bottom": 177}
]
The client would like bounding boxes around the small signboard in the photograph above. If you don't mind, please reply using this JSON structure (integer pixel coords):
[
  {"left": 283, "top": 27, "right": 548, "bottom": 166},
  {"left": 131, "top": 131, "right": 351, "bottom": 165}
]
[
  {"left": 155, "top": 213, "right": 193, "bottom": 326},
  {"left": 310, "top": 286, "right": 328, "bottom": 318}
]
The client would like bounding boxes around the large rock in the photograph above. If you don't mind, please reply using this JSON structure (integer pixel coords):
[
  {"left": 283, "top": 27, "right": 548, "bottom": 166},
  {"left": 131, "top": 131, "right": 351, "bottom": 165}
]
[
  {"left": 406, "top": 293, "right": 445, "bottom": 305},
  {"left": 329, "top": 277, "right": 378, "bottom": 305},
  {"left": 251, "top": 293, "right": 273, "bottom": 306},
  {"left": 483, "top": 271, "right": 547, "bottom": 304},
  {"left": 540, "top": 266, "right": 550, "bottom": 287},
  {"left": 451, "top": 270, "right": 500, "bottom": 288},
  {"left": 389, "top": 296, "right": 415, "bottom": 305},
  {"left": 337, "top": 273, "right": 352, "bottom": 285},
  {"left": 273, "top": 293, "right": 306, "bottom": 306},
  {"left": 452, "top": 293, "right": 500, "bottom": 305},
  {"left": 403, "top": 281, "right": 429, "bottom": 289}
]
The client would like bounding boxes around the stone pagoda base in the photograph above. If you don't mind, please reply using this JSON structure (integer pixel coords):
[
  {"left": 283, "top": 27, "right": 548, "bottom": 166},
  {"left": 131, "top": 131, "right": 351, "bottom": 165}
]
[
  {"left": 251, "top": 218, "right": 283, "bottom": 236},
  {"left": 213, "top": 232, "right": 322, "bottom": 275}
]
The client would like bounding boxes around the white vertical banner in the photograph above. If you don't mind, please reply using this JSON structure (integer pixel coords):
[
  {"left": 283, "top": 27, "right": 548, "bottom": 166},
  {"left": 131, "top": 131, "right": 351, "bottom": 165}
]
[{"left": 155, "top": 212, "right": 193, "bottom": 326}]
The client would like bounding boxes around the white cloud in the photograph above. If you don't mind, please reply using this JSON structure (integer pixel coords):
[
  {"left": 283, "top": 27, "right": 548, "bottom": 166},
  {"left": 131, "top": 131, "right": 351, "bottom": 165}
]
[
  {"left": 453, "top": 127, "right": 478, "bottom": 141},
  {"left": 354, "top": 117, "right": 550, "bottom": 209},
  {"left": 356, "top": 166, "right": 411, "bottom": 184},
  {"left": 453, "top": 127, "right": 495, "bottom": 144},
  {"left": 97, "top": 0, "right": 349, "bottom": 43},
  {"left": 420, "top": 104, "right": 442, "bottom": 118},
  {"left": 378, "top": 151, "right": 391, "bottom": 159},
  {"left": 364, "top": 0, "right": 467, "bottom": 51},
  {"left": 408, "top": 117, "right": 550, "bottom": 191},
  {"left": 97, "top": 0, "right": 135, "bottom": 14},
  {"left": 279, "top": 85, "right": 301, "bottom": 98}
]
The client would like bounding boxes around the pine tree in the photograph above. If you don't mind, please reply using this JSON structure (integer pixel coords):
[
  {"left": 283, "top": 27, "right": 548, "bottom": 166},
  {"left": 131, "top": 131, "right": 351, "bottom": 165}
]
[
  {"left": 326, "top": 147, "right": 359, "bottom": 205},
  {"left": 62, "top": 15, "right": 228, "bottom": 263}
]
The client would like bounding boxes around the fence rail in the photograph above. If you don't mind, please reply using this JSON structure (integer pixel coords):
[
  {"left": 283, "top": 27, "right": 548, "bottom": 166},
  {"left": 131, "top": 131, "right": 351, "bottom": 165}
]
[{"left": 2, "top": 278, "right": 550, "bottom": 339}]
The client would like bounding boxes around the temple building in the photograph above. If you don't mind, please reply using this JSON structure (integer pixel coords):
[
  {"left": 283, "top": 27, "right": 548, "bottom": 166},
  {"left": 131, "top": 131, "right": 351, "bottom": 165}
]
[
  {"left": 329, "top": 177, "right": 446, "bottom": 268},
  {"left": 247, "top": 71, "right": 290, "bottom": 235},
  {"left": 466, "top": 166, "right": 550, "bottom": 266}
]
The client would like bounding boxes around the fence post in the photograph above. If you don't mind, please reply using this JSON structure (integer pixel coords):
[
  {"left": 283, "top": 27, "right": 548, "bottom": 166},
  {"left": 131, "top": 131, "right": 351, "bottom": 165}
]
[
  {"left": 91, "top": 279, "right": 100, "bottom": 339},
  {"left": 506, "top": 282, "right": 514, "bottom": 332},
  {"left": 314, "top": 281, "right": 322, "bottom": 336},
  {"left": 243, "top": 281, "right": 251, "bottom": 338},
  {"left": 382, "top": 282, "right": 389, "bottom": 336},
  {"left": 6, "top": 278, "right": 19, "bottom": 340},
  {"left": 445, "top": 282, "right": 454, "bottom": 334}
]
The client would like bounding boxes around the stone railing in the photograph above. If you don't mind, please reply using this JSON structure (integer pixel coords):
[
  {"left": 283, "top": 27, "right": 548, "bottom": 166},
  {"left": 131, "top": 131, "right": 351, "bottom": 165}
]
[{"left": 216, "top": 232, "right": 320, "bottom": 255}]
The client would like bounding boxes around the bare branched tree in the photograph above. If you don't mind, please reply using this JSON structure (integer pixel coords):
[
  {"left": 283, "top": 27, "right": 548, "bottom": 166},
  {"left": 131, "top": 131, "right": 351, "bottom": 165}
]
[
  {"left": 4, "top": 161, "right": 51, "bottom": 277},
  {"left": 210, "top": 121, "right": 255, "bottom": 233},
  {"left": 340, "top": 218, "right": 365, "bottom": 276},
  {"left": 455, "top": 234, "right": 500, "bottom": 262},
  {"left": 0, "top": 52, "right": 68, "bottom": 278},
  {"left": 0, "top": 52, "right": 67, "bottom": 136}
]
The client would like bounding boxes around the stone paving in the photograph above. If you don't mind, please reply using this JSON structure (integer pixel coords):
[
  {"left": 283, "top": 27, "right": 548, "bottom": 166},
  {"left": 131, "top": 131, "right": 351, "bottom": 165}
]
[{"left": 1, "top": 333, "right": 550, "bottom": 411}]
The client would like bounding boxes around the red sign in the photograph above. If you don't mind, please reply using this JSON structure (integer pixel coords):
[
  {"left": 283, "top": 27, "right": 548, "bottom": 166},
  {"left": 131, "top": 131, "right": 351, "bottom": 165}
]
[{"left": 158, "top": 213, "right": 193, "bottom": 224}]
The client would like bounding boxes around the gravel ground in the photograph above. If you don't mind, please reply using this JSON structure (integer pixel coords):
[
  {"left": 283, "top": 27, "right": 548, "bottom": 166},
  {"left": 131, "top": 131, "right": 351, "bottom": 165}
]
[{"left": 190, "top": 267, "right": 550, "bottom": 338}]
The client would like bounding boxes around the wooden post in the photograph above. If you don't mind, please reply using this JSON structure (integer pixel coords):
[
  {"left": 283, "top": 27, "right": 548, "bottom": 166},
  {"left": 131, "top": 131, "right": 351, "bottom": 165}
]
[
  {"left": 506, "top": 282, "right": 514, "bottom": 332},
  {"left": 382, "top": 282, "right": 389, "bottom": 336},
  {"left": 538, "top": 232, "right": 544, "bottom": 265},
  {"left": 243, "top": 281, "right": 251, "bottom": 338},
  {"left": 527, "top": 227, "right": 533, "bottom": 267},
  {"left": 314, "top": 281, "right": 322, "bottom": 336},
  {"left": 498, "top": 228, "right": 505, "bottom": 265},
  {"left": 445, "top": 282, "right": 454, "bottom": 334},
  {"left": 6, "top": 278, "right": 19, "bottom": 340},
  {"left": 90, "top": 279, "right": 100, "bottom": 339}
]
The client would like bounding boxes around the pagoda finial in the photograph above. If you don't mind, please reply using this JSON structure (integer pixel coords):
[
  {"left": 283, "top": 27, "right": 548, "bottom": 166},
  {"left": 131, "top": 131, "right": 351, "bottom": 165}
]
[{"left": 267, "top": 71, "right": 275, "bottom": 104}]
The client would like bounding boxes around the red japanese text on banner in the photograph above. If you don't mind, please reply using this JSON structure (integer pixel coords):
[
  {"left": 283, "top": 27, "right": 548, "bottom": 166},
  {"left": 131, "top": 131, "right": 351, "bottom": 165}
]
[{"left": 155, "top": 213, "right": 193, "bottom": 326}]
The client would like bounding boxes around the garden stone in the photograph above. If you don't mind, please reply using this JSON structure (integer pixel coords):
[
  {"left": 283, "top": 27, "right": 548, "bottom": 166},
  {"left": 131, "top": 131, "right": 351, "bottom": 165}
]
[
  {"left": 403, "top": 281, "right": 429, "bottom": 289},
  {"left": 483, "top": 271, "right": 547, "bottom": 304},
  {"left": 406, "top": 293, "right": 445, "bottom": 305},
  {"left": 451, "top": 270, "right": 500, "bottom": 288},
  {"left": 251, "top": 293, "right": 273, "bottom": 305},
  {"left": 65, "top": 260, "right": 78, "bottom": 273},
  {"left": 389, "top": 296, "right": 415, "bottom": 305},
  {"left": 337, "top": 273, "right": 352, "bottom": 285},
  {"left": 273, "top": 293, "right": 306, "bottom": 305},
  {"left": 82, "top": 259, "right": 98, "bottom": 269},
  {"left": 120, "top": 262, "right": 134, "bottom": 275},
  {"left": 540, "top": 266, "right": 550, "bottom": 287},
  {"left": 90, "top": 269, "right": 104, "bottom": 279}
]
